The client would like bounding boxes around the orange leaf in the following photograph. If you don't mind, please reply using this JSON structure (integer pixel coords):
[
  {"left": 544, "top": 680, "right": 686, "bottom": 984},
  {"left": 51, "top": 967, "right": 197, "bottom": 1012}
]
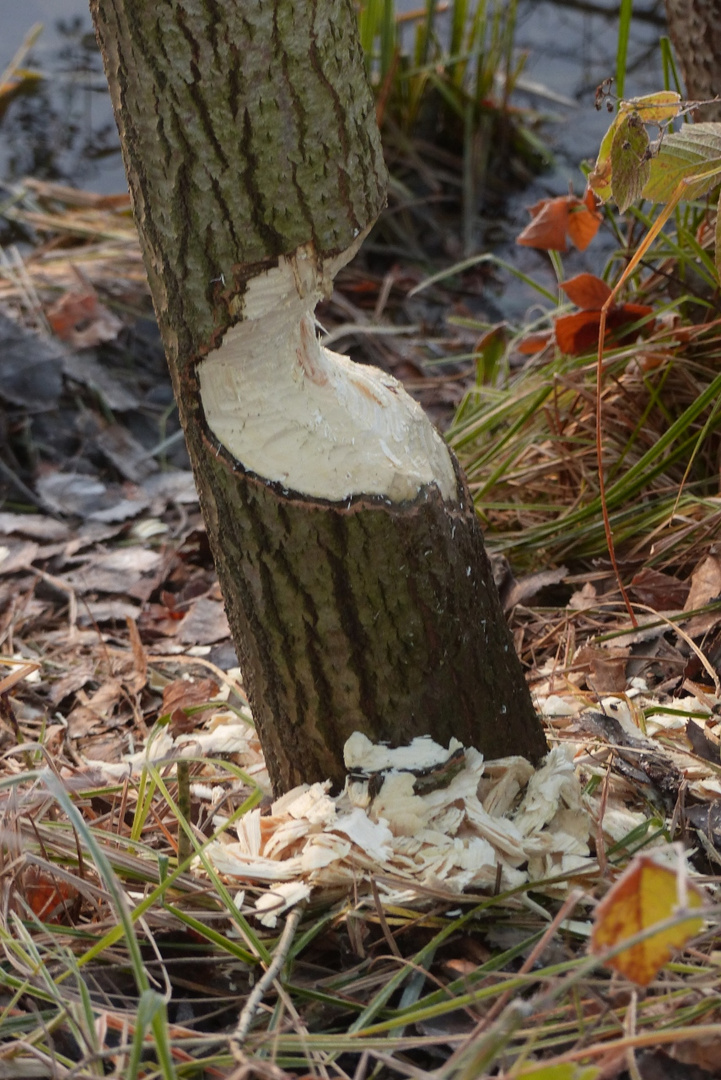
[
  {"left": 46, "top": 291, "right": 98, "bottom": 338},
  {"left": 516, "top": 332, "right": 553, "bottom": 355},
  {"left": 584, "top": 186, "right": 600, "bottom": 214},
  {"left": 517, "top": 196, "right": 571, "bottom": 251},
  {"left": 567, "top": 189, "right": 603, "bottom": 251},
  {"left": 555, "top": 274, "right": 654, "bottom": 356},
  {"left": 560, "top": 273, "right": 612, "bottom": 311},
  {"left": 24, "top": 866, "right": 79, "bottom": 924},
  {"left": 555, "top": 307, "right": 654, "bottom": 356},
  {"left": 606, "top": 304, "right": 655, "bottom": 346},
  {"left": 517, "top": 190, "right": 602, "bottom": 253},
  {"left": 590, "top": 854, "right": 705, "bottom": 986},
  {"left": 610, "top": 302, "right": 654, "bottom": 325},
  {"left": 554, "top": 310, "right": 603, "bottom": 355},
  {"left": 46, "top": 288, "right": 123, "bottom": 348}
]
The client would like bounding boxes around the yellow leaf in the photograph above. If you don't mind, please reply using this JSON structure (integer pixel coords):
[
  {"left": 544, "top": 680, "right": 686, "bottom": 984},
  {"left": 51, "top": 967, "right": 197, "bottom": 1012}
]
[
  {"left": 515, "top": 1065, "right": 599, "bottom": 1080},
  {"left": 590, "top": 853, "right": 705, "bottom": 987},
  {"left": 588, "top": 115, "right": 622, "bottom": 202},
  {"left": 620, "top": 90, "right": 682, "bottom": 125},
  {"left": 589, "top": 92, "right": 682, "bottom": 204}
]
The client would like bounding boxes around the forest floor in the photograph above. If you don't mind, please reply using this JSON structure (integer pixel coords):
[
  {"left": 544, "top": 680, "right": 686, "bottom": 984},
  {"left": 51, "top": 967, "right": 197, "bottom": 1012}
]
[
  {"left": 3, "top": 1, "right": 721, "bottom": 1070},
  {"left": 1, "top": 169, "right": 721, "bottom": 1079}
]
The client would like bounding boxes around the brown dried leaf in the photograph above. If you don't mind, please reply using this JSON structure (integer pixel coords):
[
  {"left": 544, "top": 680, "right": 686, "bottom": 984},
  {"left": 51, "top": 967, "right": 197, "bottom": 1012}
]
[
  {"left": 0, "top": 541, "right": 39, "bottom": 575},
  {"left": 67, "top": 678, "right": 125, "bottom": 737},
  {"left": 176, "top": 597, "right": 230, "bottom": 645},
  {"left": 575, "top": 645, "right": 629, "bottom": 693},
  {"left": 629, "top": 567, "right": 690, "bottom": 611},
  {"left": 65, "top": 548, "right": 163, "bottom": 598},
  {"left": 163, "top": 677, "right": 220, "bottom": 735},
  {"left": 685, "top": 554, "right": 721, "bottom": 636},
  {"left": 503, "top": 566, "right": 569, "bottom": 612},
  {"left": 685, "top": 719, "right": 719, "bottom": 763},
  {"left": 672, "top": 1038, "right": 721, "bottom": 1075},
  {"left": 162, "top": 677, "right": 220, "bottom": 715},
  {"left": 125, "top": 615, "right": 147, "bottom": 694}
]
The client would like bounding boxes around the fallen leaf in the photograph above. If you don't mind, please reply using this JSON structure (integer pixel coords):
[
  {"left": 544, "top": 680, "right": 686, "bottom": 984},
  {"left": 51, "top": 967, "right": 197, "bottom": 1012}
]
[
  {"left": 0, "top": 310, "right": 64, "bottom": 408},
  {"left": 575, "top": 645, "right": 629, "bottom": 693},
  {"left": 686, "top": 554, "right": 721, "bottom": 609},
  {"left": 590, "top": 853, "right": 706, "bottom": 986},
  {"left": 163, "top": 676, "right": 220, "bottom": 735},
  {"left": 629, "top": 567, "right": 690, "bottom": 610},
  {"left": 672, "top": 1034, "right": 721, "bottom": 1073},
  {"left": 95, "top": 424, "right": 158, "bottom": 483},
  {"left": 35, "top": 470, "right": 150, "bottom": 522},
  {"left": 684, "top": 553, "right": 721, "bottom": 636},
  {"left": 176, "top": 597, "right": 231, "bottom": 645},
  {"left": 46, "top": 289, "right": 123, "bottom": 348},
  {"left": 685, "top": 719, "right": 719, "bottom": 763},
  {"left": 67, "top": 678, "right": 126, "bottom": 737},
  {"left": 0, "top": 513, "right": 70, "bottom": 542},
  {"left": 23, "top": 866, "right": 79, "bottom": 923},
  {"left": 502, "top": 566, "right": 569, "bottom": 612},
  {"left": 568, "top": 581, "right": 597, "bottom": 611},
  {"left": 79, "top": 600, "right": 141, "bottom": 625},
  {"left": 62, "top": 349, "right": 140, "bottom": 411},
  {"left": 64, "top": 547, "right": 163, "bottom": 598},
  {"left": 0, "top": 541, "right": 39, "bottom": 575},
  {"left": 517, "top": 188, "right": 601, "bottom": 252}
]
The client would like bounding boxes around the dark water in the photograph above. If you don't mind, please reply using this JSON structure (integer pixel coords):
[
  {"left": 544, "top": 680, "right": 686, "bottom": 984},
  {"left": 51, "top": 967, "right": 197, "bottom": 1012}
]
[
  {"left": 516, "top": 1, "right": 665, "bottom": 166},
  {"left": 0, "top": 4, "right": 124, "bottom": 190},
  {"left": 0, "top": 1, "right": 666, "bottom": 194},
  {"left": 0, "top": 1, "right": 667, "bottom": 323}
]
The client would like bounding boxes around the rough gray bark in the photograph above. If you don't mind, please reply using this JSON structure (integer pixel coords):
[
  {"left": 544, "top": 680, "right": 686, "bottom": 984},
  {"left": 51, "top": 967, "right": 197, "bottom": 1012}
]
[
  {"left": 202, "top": 450, "right": 547, "bottom": 792},
  {"left": 89, "top": 0, "right": 547, "bottom": 793},
  {"left": 665, "top": 0, "right": 721, "bottom": 120}
]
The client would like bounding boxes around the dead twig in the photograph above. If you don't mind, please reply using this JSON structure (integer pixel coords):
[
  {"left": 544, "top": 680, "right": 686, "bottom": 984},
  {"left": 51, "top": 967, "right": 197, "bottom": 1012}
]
[{"left": 231, "top": 902, "right": 306, "bottom": 1059}]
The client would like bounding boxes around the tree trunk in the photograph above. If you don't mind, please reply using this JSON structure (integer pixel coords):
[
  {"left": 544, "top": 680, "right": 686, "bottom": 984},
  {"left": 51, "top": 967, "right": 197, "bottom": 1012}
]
[
  {"left": 665, "top": 0, "right": 721, "bottom": 121},
  {"left": 89, "top": 0, "right": 547, "bottom": 793}
]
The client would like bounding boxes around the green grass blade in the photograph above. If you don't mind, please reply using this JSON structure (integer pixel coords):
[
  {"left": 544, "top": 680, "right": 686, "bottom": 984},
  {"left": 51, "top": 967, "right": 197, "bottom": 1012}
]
[
  {"left": 43, "top": 771, "right": 150, "bottom": 996},
  {"left": 616, "top": 0, "right": 633, "bottom": 101}
]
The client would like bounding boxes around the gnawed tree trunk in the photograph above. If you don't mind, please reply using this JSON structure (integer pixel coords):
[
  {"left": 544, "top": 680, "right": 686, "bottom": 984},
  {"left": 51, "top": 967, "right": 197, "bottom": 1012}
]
[
  {"left": 89, "top": 0, "right": 547, "bottom": 793},
  {"left": 665, "top": 0, "right": 721, "bottom": 120}
]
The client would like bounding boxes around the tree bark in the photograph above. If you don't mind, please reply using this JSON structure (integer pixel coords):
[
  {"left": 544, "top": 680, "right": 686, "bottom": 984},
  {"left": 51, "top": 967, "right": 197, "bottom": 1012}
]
[
  {"left": 665, "top": 0, "right": 721, "bottom": 121},
  {"left": 89, "top": 0, "right": 547, "bottom": 793}
]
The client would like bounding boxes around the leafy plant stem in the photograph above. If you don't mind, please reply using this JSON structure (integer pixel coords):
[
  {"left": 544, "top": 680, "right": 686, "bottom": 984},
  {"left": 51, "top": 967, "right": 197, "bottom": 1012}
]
[{"left": 595, "top": 163, "right": 708, "bottom": 625}]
